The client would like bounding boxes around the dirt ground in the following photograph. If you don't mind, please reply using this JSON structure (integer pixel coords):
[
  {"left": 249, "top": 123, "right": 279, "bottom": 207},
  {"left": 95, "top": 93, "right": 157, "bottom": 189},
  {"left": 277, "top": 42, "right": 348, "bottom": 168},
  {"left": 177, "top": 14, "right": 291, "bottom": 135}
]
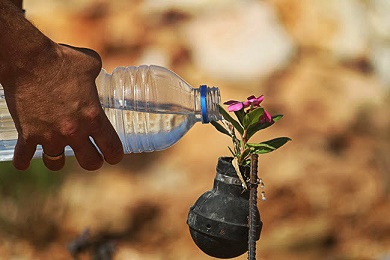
[{"left": 1, "top": 0, "right": 390, "bottom": 259}]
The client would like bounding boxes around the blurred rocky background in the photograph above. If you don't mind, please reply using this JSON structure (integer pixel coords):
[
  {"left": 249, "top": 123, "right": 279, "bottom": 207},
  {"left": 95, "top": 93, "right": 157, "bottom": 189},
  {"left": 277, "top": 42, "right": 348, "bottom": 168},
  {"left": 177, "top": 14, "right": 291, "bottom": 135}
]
[{"left": 1, "top": 0, "right": 390, "bottom": 259}]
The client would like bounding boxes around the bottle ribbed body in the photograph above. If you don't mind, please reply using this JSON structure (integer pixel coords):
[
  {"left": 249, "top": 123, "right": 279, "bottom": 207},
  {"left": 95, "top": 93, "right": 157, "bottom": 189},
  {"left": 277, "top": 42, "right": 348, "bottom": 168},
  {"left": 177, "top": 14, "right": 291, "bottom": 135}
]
[
  {"left": 0, "top": 65, "right": 221, "bottom": 160},
  {"left": 0, "top": 91, "right": 18, "bottom": 161}
]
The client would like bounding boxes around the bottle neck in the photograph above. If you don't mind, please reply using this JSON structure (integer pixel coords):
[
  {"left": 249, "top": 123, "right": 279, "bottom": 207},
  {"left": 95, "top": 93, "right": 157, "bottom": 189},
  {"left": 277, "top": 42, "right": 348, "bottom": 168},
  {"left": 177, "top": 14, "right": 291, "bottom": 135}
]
[{"left": 194, "top": 85, "right": 222, "bottom": 124}]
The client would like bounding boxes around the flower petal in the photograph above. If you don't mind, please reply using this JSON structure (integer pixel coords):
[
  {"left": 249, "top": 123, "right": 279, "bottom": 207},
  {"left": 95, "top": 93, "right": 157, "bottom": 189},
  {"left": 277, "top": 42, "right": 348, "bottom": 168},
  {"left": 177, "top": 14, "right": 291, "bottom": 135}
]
[
  {"left": 223, "top": 100, "right": 240, "bottom": 105},
  {"left": 245, "top": 95, "right": 265, "bottom": 106},
  {"left": 260, "top": 110, "right": 273, "bottom": 123},
  {"left": 243, "top": 100, "right": 251, "bottom": 107},
  {"left": 227, "top": 102, "right": 244, "bottom": 112},
  {"left": 246, "top": 95, "right": 256, "bottom": 101},
  {"left": 255, "top": 95, "right": 264, "bottom": 104}
]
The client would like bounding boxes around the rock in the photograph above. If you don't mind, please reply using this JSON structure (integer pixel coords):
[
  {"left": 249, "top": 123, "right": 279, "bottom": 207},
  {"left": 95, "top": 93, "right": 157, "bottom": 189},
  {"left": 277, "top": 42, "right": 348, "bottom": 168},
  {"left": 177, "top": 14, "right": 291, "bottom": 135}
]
[
  {"left": 370, "top": 44, "right": 390, "bottom": 87},
  {"left": 327, "top": 0, "right": 369, "bottom": 60},
  {"left": 272, "top": 0, "right": 369, "bottom": 61},
  {"left": 367, "top": 0, "right": 390, "bottom": 87},
  {"left": 260, "top": 217, "right": 333, "bottom": 252},
  {"left": 115, "top": 247, "right": 160, "bottom": 260},
  {"left": 182, "top": 0, "right": 295, "bottom": 83},
  {"left": 138, "top": 46, "right": 171, "bottom": 68},
  {"left": 274, "top": 55, "right": 384, "bottom": 134},
  {"left": 141, "top": 0, "right": 237, "bottom": 15},
  {"left": 367, "top": 0, "right": 390, "bottom": 40},
  {"left": 59, "top": 171, "right": 142, "bottom": 234}
]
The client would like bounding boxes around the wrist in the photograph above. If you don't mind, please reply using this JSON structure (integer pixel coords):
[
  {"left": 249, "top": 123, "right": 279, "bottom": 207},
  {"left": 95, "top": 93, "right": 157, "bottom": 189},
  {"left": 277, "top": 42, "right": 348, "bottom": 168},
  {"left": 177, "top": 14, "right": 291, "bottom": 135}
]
[
  {"left": 9, "top": 0, "right": 23, "bottom": 10},
  {"left": 0, "top": 0, "right": 60, "bottom": 88},
  {"left": 1, "top": 40, "right": 63, "bottom": 89}
]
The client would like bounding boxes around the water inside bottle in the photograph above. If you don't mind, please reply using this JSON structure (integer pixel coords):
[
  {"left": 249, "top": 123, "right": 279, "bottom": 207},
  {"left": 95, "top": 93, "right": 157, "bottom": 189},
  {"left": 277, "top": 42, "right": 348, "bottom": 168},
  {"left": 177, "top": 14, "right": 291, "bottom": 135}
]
[
  {"left": 0, "top": 98, "right": 199, "bottom": 160},
  {"left": 103, "top": 98, "right": 195, "bottom": 115},
  {"left": 104, "top": 106, "right": 197, "bottom": 153}
]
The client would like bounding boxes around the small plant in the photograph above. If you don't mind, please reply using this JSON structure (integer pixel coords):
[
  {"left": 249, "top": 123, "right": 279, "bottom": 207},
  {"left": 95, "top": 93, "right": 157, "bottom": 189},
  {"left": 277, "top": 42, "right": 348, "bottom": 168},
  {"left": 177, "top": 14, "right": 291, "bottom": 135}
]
[{"left": 211, "top": 95, "right": 291, "bottom": 188}]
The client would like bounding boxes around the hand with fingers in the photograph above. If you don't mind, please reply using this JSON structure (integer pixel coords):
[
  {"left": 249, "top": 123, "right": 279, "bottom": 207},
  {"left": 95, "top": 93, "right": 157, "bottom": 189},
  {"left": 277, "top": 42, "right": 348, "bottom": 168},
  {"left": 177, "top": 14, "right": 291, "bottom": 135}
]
[{"left": 0, "top": 0, "right": 124, "bottom": 171}]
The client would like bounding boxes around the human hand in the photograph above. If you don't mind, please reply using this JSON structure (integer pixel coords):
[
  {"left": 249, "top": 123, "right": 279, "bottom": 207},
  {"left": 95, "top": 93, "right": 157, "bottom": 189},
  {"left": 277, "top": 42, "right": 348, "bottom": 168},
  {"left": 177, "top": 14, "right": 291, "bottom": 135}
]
[{"left": 2, "top": 43, "right": 124, "bottom": 171}]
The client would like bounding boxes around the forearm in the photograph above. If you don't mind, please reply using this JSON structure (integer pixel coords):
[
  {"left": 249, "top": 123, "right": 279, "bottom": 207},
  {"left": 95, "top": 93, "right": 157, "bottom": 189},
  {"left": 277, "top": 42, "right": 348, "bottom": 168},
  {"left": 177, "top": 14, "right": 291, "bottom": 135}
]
[{"left": 0, "top": 0, "right": 57, "bottom": 87}]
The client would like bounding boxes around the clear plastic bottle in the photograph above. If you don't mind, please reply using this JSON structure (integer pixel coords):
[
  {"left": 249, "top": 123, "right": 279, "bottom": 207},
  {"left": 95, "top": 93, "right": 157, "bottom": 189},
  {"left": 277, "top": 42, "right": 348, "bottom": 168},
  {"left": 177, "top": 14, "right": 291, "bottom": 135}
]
[{"left": 0, "top": 65, "right": 221, "bottom": 161}]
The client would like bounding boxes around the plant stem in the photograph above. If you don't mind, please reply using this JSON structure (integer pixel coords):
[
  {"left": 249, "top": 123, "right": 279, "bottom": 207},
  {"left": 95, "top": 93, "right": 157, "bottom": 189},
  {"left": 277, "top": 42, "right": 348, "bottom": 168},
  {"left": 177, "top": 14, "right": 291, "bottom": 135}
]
[{"left": 239, "top": 129, "right": 248, "bottom": 164}]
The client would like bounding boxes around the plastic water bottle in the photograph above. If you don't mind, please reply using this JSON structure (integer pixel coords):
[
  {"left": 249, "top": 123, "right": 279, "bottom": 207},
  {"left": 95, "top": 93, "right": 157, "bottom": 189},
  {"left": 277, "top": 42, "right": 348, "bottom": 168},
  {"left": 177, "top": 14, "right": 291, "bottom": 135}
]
[{"left": 0, "top": 65, "right": 221, "bottom": 161}]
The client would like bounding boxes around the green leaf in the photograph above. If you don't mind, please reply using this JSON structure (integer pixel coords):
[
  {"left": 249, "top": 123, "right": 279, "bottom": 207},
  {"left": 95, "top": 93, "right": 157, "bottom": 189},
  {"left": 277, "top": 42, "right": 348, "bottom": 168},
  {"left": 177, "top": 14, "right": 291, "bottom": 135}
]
[
  {"left": 247, "top": 137, "right": 291, "bottom": 154},
  {"left": 272, "top": 114, "right": 283, "bottom": 123},
  {"left": 242, "top": 107, "right": 264, "bottom": 129},
  {"left": 234, "top": 109, "right": 245, "bottom": 125},
  {"left": 239, "top": 148, "right": 252, "bottom": 163},
  {"left": 218, "top": 105, "right": 244, "bottom": 135},
  {"left": 246, "top": 114, "right": 283, "bottom": 140},
  {"left": 211, "top": 121, "right": 231, "bottom": 137},
  {"left": 263, "top": 136, "right": 291, "bottom": 148},
  {"left": 241, "top": 159, "right": 251, "bottom": 166},
  {"left": 246, "top": 143, "right": 276, "bottom": 154},
  {"left": 228, "top": 146, "right": 236, "bottom": 157}
]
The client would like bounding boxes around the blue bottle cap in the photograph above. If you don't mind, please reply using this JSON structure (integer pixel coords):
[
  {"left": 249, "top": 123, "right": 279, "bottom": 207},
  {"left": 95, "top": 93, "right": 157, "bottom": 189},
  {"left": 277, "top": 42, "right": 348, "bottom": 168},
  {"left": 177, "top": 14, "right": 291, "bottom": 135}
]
[{"left": 200, "top": 85, "right": 209, "bottom": 124}]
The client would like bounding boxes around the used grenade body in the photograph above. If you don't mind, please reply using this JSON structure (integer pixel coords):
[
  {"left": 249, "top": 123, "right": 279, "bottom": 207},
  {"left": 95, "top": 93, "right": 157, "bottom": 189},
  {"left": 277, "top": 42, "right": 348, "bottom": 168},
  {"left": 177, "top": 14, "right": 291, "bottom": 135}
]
[{"left": 187, "top": 157, "right": 262, "bottom": 259}]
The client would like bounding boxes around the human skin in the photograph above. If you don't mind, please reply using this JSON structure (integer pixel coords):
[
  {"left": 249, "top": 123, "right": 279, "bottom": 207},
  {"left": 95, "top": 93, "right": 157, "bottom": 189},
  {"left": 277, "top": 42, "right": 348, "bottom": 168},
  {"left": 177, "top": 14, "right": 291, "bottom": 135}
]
[{"left": 0, "top": 0, "right": 124, "bottom": 171}]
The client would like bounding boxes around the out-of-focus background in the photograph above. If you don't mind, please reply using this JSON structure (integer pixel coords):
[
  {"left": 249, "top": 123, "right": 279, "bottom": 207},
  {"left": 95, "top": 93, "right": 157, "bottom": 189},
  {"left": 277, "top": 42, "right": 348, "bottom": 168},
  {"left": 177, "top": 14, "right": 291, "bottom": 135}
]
[{"left": 1, "top": 0, "right": 390, "bottom": 259}]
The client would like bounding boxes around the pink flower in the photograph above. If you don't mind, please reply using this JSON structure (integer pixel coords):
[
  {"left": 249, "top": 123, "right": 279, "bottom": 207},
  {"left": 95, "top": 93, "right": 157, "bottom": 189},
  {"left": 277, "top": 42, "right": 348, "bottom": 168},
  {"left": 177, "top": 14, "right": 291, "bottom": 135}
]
[
  {"left": 243, "top": 95, "right": 264, "bottom": 107},
  {"left": 223, "top": 100, "right": 244, "bottom": 112},
  {"left": 224, "top": 95, "right": 265, "bottom": 112},
  {"left": 260, "top": 110, "right": 273, "bottom": 124}
]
